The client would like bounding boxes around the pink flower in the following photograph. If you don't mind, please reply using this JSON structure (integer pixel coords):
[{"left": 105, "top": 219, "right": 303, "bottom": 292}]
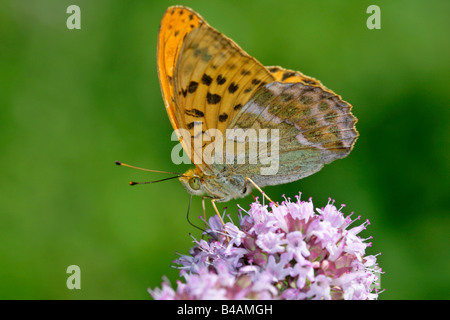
[{"left": 150, "top": 193, "right": 383, "bottom": 300}]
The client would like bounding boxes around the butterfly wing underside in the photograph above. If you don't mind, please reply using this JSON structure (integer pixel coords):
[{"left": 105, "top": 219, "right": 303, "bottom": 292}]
[{"left": 158, "top": 6, "right": 358, "bottom": 192}]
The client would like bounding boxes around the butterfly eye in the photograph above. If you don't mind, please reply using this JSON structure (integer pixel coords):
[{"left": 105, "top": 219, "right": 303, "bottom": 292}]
[{"left": 189, "top": 177, "right": 201, "bottom": 190}]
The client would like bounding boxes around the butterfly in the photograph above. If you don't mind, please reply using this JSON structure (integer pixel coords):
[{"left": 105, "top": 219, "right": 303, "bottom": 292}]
[{"left": 157, "top": 6, "right": 358, "bottom": 219}]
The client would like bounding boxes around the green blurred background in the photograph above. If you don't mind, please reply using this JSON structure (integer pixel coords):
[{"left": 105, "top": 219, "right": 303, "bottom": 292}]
[{"left": 0, "top": 0, "right": 448, "bottom": 299}]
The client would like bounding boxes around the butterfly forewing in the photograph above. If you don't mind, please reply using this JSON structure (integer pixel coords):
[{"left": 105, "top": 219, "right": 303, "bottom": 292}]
[{"left": 173, "top": 25, "right": 275, "bottom": 170}]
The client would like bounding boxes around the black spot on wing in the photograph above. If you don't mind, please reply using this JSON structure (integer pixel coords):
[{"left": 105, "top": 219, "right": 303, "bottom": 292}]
[
  {"left": 206, "top": 93, "right": 221, "bottom": 104},
  {"left": 228, "top": 82, "right": 239, "bottom": 93},
  {"left": 268, "top": 66, "right": 280, "bottom": 73},
  {"left": 187, "top": 121, "right": 202, "bottom": 130},
  {"left": 201, "top": 74, "right": 212, "bottom": 86},
  {"left": 216, "top": 75, "right": 226, "bottom": 85},
  {"left": 281, "top": 71, "right": 297, "bottom": 81},
  {"left": 188, "top": 81, "right": 198, "bottom": 93},
  {"left": 218, "top": 113, "right": 228, "bottom": 122},
  {"left": 185, "top": 109, "right": 204, "bottom": 118}
]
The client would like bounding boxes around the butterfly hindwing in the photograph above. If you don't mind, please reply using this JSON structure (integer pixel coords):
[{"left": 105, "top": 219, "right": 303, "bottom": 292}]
[{"left": 227, "top": 81, "right": 358, "bottom": 187}]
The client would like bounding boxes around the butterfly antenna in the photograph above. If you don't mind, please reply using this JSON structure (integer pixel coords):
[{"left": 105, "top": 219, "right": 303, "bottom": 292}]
[
  {"left": 186, "top": 194, "right": 206, "bottom": 233},
  {"left": 129, "top": 176, "right": 181, "bottom": 185},
  {"left": 115, "top": 161, "right": 185, "bottom": 176}
]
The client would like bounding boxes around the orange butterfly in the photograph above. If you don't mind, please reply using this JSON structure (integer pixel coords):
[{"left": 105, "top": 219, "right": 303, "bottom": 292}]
[{"left": 155, "top": 6, "right": 358, "bottom": 221}]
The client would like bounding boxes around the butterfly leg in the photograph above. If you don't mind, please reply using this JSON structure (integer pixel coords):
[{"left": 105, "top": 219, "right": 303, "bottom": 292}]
[
  {"left": 210, "top": 199, "right": 226, "bottom": 226},
  {"left": 245, "top": 177, "right": 278, "bottom": 207}
]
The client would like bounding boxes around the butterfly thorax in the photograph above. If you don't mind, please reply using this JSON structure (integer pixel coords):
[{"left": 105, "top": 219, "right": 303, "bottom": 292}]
[{"left": 179, "top": 167, "right": 251, "bottom": 202}]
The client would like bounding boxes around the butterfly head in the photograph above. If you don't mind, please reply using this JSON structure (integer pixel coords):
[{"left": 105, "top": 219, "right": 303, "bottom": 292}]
[
  {"left": 179, "top": 167, "right": 251, "bottom": 202},
  {"left": 179, "top": 168, "right": 206, "bottom": 197}
]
